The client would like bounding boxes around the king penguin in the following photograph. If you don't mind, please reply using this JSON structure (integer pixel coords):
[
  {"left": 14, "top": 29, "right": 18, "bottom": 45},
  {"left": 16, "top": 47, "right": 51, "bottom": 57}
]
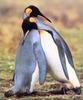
[
  {"left": 5, "top": 17, "right": 47, "bottom": 97},
  {"left": 22, "top": 5, "right": 81, "bottom": 94}
]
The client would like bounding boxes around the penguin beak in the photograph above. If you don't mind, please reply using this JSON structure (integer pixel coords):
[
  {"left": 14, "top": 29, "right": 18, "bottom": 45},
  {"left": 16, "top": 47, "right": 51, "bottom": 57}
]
[
  {"left": 22, "top": 18, "right": 27, "bottom": 35},
  {"left": 22, "top": 18, "right": 28, "bottom": 45},
  {"left": 22, "top": 30, "right": 29, "bottom": 45},
  {"left": 38, "top": 12, "right": 52, "bottom": 23}
]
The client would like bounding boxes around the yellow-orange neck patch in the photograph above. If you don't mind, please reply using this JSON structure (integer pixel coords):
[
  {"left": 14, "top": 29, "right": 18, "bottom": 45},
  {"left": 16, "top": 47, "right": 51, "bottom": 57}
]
[{"left": 39, "top": 30, "right": 46, "bottom": 36}]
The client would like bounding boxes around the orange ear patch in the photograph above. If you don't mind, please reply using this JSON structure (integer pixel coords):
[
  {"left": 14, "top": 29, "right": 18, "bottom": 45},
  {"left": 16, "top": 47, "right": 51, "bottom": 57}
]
[
  {"left": 29, "top": 17, "right": 36, "bottom": 23},
  {"left": 25, "top": 8, "right": 32, "bottom": 16}
]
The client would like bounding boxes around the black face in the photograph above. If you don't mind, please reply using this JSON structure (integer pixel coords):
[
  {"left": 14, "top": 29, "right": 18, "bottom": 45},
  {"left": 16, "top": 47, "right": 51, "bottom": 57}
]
[
  {"left": 25, "top": 5, "right": 51, "bottom": 23},
  {"left": 22, "top": 17, "right": 38, "bottom": 35},
  {"left": 25, "top": 5, "right": 41, "bottom": 17}
]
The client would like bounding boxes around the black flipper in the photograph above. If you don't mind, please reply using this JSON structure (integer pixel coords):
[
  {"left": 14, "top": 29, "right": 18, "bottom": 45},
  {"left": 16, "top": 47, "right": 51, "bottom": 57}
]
[
  {"left": 50, "top": 28, "right": 74, "bottom": 68},
  {"left": 33, "top": 42, "right": 47, "bottom": 84},
  {"left": 47, "top": 30, "right": 69, "bottom": 79}
]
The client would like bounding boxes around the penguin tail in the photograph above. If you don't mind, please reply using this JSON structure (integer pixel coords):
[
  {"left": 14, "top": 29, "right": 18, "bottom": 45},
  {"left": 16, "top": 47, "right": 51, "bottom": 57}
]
[{"left": 73, "top": 87, "right": 81, "bottom": 95}]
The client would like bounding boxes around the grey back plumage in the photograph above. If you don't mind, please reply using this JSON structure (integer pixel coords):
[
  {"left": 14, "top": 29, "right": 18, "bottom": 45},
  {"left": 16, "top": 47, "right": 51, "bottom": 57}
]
[{"left": 15, "top": 30, "right": 47, "bottom": 89}]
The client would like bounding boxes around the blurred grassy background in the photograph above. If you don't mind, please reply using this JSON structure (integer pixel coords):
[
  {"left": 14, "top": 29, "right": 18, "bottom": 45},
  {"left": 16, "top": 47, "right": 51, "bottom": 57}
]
[{"left": 0, "top": 0, "right": 83, "bottom": 99}]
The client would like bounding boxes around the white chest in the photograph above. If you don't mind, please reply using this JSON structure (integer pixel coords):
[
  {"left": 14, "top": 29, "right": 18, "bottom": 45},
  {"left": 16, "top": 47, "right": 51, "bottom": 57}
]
[
  {"left": 40, "top": 31, "right": 67, "bottom": 81},
  {"left": 40, "top": 31, "right": 60, "bottom": 66}
]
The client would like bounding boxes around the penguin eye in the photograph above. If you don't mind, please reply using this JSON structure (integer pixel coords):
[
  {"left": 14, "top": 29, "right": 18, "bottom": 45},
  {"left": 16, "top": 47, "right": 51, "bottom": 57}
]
[
  {"left": 25, "top": 8, "right": 32, "bottom": 16},
  {"left": 29, "top": 17, "right": 36, "bottom": 23}
]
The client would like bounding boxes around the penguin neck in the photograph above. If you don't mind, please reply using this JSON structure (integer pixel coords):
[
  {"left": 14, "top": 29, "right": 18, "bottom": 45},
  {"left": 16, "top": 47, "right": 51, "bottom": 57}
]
[
  {"left": 39, "top": 29, "right": 47, "bottom": 36},
  {"left": 24, "top": 29, "right": 38, "bottom": 35},
  {"left": 35, "top": 17, "right": 44, "bottom": 23},
  {"left": 34, "top": 17, "right": 46, "bottom": 29}
]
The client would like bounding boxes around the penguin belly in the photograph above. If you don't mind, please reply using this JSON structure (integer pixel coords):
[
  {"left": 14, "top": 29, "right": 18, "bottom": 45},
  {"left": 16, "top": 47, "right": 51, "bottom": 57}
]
[
  {"left": 29, "top": 62, "right": 39, "bottom": 93},
  {"left": 65, "top": 54, "right": 80, "bottom": 88},
  {"left": 40, "top": 30, "right": 80, "bottom": 88},
  {"left": 40, "top": 31, "right": 67, "bottom": 82}
]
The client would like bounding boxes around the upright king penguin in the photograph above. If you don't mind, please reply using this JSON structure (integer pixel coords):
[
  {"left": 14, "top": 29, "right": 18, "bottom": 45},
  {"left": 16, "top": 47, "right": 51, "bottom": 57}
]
[
  {"left": 5, "top": 17, "right": 47, "bottom": 97},
  {"left": 22, "top": 5, "right": 81, "bottom": 94}
]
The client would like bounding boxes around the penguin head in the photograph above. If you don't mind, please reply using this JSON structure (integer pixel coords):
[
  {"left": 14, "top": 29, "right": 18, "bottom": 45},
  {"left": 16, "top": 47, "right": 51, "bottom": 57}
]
[
  {"left": 24, "top": 5, "right": 51, "bottom": 23},
  {"left": 22, "top": 17, "right": 38, "bottom": 35}
]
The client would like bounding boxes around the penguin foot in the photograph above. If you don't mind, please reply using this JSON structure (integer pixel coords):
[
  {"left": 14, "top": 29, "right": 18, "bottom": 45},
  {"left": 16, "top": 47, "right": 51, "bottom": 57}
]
[
  {"left": 5, "top": 90, "right": 28, "bottom": 97},
  {"left": 60, "top": 87, "right": 68, "bottom": 94},
  {"left": 16, "top": 91, "right": 41, "bottom": 97},
  {"left": 16, "top": 92, "right": 28, "bottom": 97},
  {"left": 4, "top": 90, "right": 14, "bottom": 97}
]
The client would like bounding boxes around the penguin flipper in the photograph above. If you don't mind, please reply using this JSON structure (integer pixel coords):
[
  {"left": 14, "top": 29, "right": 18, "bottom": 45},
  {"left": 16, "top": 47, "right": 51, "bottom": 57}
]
[
  {"left": 55, "top": 38, "right": 69, "bottom": 79},
  {"left": 62, "top": 40, "right": 74, "bottom": 68},
  {"left": 33, "top": 42, "right": 47, "bottom": 85},
  {"left": 46, "top": 30, "right": 70, "bottom": 80},
  {"left": 49, "top": 29, "right": 74, "bottom": 68}
]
